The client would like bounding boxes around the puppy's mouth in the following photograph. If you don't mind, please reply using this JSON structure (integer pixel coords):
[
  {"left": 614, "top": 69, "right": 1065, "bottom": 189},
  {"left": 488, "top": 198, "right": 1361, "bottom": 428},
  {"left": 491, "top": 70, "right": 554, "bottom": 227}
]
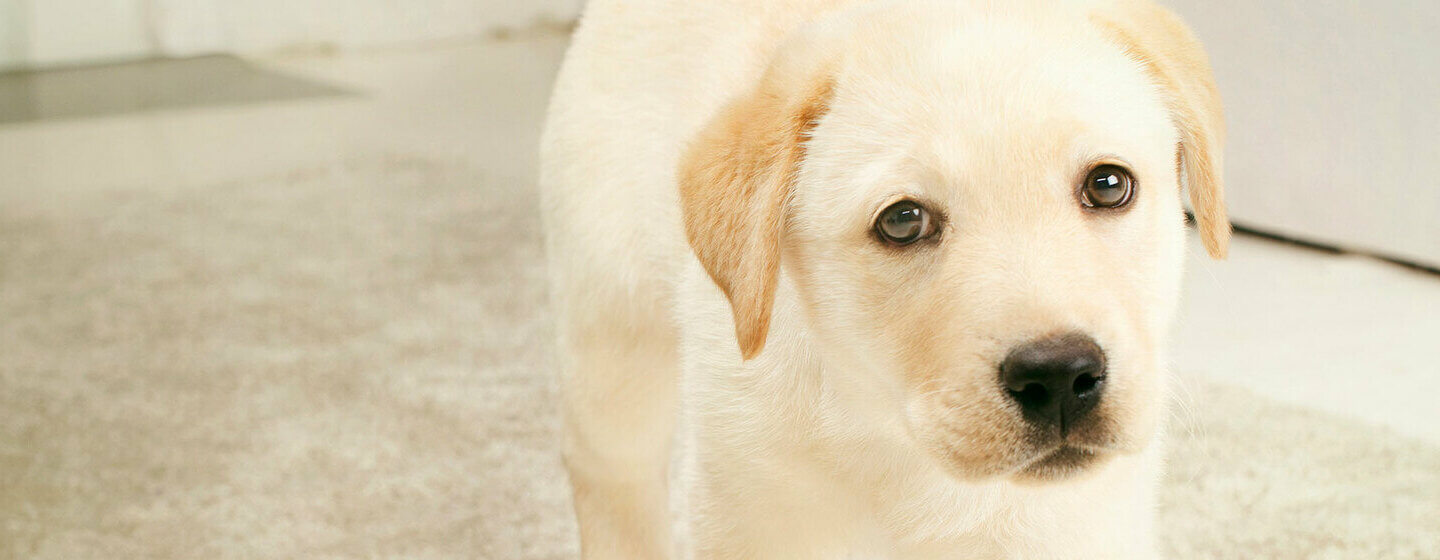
[
  {"left": 1011, "top": 444, "right": 1106, "bottom": 482},
  {"left": 1005, "top": 408, "right": 1144, "bottom": 483}
]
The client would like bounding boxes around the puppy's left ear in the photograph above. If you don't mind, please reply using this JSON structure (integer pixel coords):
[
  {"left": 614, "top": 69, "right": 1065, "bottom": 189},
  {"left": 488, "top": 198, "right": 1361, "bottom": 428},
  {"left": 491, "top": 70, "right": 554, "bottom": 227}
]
[
  {"left": 1092, "top": 0, "right": 1232, "bottom": 259},
  {"left": 678, "top": 39, "right": 836, "bottom": 360}
]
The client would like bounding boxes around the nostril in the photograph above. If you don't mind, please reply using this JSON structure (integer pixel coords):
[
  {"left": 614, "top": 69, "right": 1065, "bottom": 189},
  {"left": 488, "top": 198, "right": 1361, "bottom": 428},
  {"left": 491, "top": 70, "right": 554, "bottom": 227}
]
[
  {"left": 1009, "top": 383, "right": 1051, "bottom": 409},
  {"left": 1072, "top": 373, "right": 1103, "bottom": 397}
]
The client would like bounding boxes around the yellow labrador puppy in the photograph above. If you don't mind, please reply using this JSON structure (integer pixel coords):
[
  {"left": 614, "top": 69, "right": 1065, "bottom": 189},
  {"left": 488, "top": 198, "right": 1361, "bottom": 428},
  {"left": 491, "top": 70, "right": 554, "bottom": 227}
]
[{"left": 540, "top": 0, "right": 1228, "bottom": 557}]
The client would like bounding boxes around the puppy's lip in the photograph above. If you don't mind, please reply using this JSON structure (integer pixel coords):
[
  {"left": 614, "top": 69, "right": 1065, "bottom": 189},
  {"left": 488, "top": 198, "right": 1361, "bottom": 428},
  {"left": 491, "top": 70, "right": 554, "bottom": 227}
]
[
  {"left": 1007, "top": 438, "right": 1126, "bottom": 476},
  {"left": 1012, "top": 442, "right": 1075, "bottom": 470},
  {"left": 1035, "top": 420, "right": 1144, "bottom": 455},
  {"left": 1069, "top": 441, "right": 1132, "bottom": 454},
  {"left": 1007, "top": 444, "right": 1107, "bottom": 482}
]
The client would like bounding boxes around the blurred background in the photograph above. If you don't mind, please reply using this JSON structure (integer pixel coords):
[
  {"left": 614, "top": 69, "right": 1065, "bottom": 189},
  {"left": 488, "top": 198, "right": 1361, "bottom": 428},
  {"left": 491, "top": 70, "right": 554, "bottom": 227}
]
[{"left": 0, "top": 1, "right": 1435, "bottom": 559}]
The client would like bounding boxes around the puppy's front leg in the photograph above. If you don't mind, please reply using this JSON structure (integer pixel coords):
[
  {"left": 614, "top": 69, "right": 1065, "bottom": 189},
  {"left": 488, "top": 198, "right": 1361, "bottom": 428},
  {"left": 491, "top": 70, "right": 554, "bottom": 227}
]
[
  {"left": 559, "top": 323, "right": 680, "bottom": 560},
  {"left": 679, "top": 465, "right": 877, "bottom": 560}
]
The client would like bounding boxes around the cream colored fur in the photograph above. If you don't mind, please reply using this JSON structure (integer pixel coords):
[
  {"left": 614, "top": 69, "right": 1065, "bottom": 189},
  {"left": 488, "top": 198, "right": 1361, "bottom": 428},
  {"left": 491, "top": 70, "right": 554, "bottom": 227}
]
[{"left": 539, "top": 1, "right": 1228, "bottom": 558}]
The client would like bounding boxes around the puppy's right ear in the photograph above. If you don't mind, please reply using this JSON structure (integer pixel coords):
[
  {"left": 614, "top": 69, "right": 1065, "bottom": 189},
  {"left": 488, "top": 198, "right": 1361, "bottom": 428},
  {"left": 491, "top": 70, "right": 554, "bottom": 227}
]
[
  {"left": 678, "top": 43, "right": 836, "bottom": 360},
  {"left": 1093, "top": 0, "right": 1232, "bottom": 259}
]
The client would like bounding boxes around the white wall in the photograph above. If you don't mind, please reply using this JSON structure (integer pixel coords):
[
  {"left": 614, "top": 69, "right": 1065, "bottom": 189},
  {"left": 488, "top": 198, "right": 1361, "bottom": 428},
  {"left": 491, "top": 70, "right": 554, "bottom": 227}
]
[
  {"left": 0, "top": 0, "right": 584, "bottom": 70},
  {"left": 1164, "top": 0, "right": 1439, "bottom": 266},
  {"left": 166, "top": 0, "right": 583, "bottom": 55},
  {"left": 0, "top": 0, "right": 153, "bottom": 70}
]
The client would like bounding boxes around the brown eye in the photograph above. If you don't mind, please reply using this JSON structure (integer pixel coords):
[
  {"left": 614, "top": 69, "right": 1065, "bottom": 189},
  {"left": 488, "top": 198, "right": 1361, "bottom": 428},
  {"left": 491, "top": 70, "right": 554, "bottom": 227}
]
[
  {"left": 875, "top": 200, "right": 936, "bottom": 245},
  {"left": 1080, "top": 164, "right": 1136, "bottom": 209}
]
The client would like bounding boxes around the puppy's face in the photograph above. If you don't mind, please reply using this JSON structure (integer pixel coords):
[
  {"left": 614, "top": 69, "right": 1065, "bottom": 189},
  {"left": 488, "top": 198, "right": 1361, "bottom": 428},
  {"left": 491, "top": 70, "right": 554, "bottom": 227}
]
[
  {"left": 681, "top": 3, "right": 1228, "bottom": 483},
  {"left": 789, "top": 22, "right": 1184, "bottom": 482}
]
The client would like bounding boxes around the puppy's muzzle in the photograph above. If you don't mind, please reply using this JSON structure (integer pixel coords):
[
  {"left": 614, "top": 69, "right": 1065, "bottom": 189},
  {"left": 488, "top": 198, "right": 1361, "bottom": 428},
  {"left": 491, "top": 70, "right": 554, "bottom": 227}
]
[{"left": 1000, "top": 332, "right": 1106, "bottom": 437}]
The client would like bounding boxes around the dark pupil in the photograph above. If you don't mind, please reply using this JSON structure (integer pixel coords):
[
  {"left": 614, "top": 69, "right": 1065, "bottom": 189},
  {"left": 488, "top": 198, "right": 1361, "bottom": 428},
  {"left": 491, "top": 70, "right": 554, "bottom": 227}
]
[
  {"left": 882, "top": 205, "right": 924, "bottom": 240},
  {"left": 1089, "top": 171, "right": 1125, "bottom": 205}
]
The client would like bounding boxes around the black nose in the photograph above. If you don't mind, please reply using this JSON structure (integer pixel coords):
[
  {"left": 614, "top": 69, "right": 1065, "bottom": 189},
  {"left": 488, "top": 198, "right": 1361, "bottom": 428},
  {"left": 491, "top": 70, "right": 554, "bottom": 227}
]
[{"left": 999, "top": 332, "right": 1107, "bottom": 435}]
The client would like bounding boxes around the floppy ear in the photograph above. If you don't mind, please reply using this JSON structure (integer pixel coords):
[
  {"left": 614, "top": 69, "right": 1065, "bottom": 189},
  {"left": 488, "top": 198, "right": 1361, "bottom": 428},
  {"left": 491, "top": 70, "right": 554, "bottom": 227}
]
[
  {"left": 1092, "top": 0, "right": 1231, "bottom": 258},
  {"left": 678, "top": 47, "right": 836, "bottom": 360}
]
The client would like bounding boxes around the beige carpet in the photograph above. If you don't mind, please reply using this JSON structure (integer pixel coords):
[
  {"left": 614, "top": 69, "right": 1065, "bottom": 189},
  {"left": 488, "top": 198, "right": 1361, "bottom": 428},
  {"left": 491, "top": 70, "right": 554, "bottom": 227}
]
[{"left": 2, "top": 155, "right": 1437, "bottom": 559}]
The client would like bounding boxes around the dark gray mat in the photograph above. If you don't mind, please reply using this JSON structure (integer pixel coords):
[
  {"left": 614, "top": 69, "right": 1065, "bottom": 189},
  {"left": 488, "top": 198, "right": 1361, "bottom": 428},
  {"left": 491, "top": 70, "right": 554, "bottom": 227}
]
[{"left": 0, "top": 55, "right": 349, "bottom": 125}]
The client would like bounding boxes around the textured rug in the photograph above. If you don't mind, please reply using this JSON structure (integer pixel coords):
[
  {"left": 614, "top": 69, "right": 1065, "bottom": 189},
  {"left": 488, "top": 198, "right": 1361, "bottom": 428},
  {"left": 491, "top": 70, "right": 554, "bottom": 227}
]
[{"left": 2, "top": 155, "right": 1437, "bottom": 559}]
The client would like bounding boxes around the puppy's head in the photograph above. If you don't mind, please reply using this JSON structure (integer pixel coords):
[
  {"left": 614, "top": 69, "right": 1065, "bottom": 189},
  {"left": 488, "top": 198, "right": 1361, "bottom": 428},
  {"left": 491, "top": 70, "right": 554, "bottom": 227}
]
[{"left": 680, "top": 0, "right": 1228, "bottom": 482}]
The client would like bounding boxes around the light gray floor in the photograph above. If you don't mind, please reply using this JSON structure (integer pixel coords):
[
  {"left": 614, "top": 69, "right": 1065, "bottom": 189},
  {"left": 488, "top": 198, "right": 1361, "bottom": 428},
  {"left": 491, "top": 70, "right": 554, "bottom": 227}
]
[{"left": 1178, "top": 236, "right": 1440, "bottom": 444}]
